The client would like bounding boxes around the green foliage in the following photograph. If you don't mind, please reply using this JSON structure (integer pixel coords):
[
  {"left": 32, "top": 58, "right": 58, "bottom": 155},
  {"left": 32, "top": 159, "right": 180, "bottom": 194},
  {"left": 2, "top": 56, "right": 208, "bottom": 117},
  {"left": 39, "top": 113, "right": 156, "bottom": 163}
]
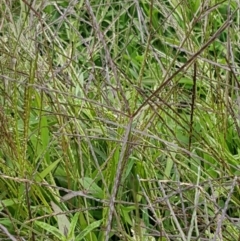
[{"left": 0, "top": 0, "right": 240, "bottom": 240}]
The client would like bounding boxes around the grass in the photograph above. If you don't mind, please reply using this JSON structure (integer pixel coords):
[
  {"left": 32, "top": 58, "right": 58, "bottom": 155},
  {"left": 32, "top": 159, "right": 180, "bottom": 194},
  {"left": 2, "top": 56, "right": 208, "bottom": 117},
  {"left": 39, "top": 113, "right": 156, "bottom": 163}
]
[{"left": 0, "top": 0, "right": 240, "bottom": 240}]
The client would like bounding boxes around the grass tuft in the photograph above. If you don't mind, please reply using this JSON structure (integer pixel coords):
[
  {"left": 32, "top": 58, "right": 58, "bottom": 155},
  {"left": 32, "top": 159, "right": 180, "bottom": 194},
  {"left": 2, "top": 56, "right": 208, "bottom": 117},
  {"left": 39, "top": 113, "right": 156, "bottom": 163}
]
[{"left": 0, "top": 0, "right": 240, "bottom": 240}]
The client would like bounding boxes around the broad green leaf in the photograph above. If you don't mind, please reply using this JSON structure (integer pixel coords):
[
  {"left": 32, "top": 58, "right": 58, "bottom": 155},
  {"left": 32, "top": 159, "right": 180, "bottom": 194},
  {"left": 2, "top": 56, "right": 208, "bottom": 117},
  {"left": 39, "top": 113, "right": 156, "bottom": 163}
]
[
  {"left": 178, "top": 77, "right": 193, "bottom": 86},
  {"left": 40, "top": 115, "right": 50, "bottom": 163},
  {"left": 79, "top": 177, "right": 104, "bottom": 199},
  {"left": 0, "top": 199, "right": 19, "bottom": 210},
  {"left": 164, "top": 156, "right": 173, "bottom": 179},
  {"left": 68, "top": 212, "right": 80, "bottom": 240},
  {"left": 120, "top": 205, "right": 135, "bottom": 226},
  {"left": 35, "top": 220, "right": 66, "bottom": 240},
  {"left": 122, "top": 158, "right": 135, "bottom": 181},
  {"left": 37, "top": 159, "right": 60, "bottom": 181},
  {"left": 75, "top": 219, "right": 102, "bottom": 241}
]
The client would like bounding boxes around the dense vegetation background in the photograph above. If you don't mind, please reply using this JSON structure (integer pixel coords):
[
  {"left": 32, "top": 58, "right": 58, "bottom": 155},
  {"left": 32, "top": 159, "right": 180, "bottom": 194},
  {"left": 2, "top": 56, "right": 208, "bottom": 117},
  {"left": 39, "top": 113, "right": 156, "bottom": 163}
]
[{"left": 0, "top": 0, "right": 240, "bottom": 240}]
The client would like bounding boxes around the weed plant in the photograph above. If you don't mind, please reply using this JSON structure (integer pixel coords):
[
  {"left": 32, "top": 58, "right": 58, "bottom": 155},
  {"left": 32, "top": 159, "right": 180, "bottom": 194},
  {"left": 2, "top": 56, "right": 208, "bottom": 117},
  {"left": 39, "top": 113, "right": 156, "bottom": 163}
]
[{"left": 0, "top": 0, "right": 240, "bottom": 240}]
